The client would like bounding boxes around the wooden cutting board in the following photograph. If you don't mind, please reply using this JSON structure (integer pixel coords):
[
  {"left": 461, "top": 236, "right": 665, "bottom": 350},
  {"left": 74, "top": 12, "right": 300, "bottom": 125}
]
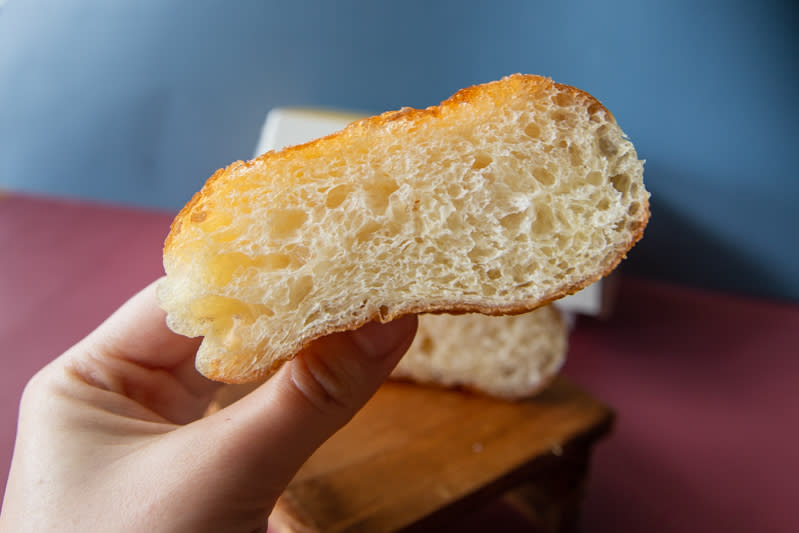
[{"left": 259, "top": 378, "right": 613, "bottom": 533}]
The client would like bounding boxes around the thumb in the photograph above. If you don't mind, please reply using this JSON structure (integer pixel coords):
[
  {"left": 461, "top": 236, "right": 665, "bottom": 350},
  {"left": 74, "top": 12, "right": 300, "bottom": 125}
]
[{"left": 196, "top": 315, "right": 417, "bottom": 507}]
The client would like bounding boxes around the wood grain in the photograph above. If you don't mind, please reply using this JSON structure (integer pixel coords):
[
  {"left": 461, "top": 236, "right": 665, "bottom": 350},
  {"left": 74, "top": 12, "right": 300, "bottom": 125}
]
[{"left": 230, "top": 378, "right": 614, "bottom": 532}]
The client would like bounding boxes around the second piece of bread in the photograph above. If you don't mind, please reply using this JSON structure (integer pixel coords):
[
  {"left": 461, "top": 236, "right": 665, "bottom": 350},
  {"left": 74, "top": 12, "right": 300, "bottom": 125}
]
[{"left": 391, "top": 306, "right": 567, "bottom": 400}]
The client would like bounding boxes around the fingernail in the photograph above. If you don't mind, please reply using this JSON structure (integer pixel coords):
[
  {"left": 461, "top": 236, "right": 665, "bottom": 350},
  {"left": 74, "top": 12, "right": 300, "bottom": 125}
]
[{"left": 350, "top": 315, "right": 416, "bottom": 359}]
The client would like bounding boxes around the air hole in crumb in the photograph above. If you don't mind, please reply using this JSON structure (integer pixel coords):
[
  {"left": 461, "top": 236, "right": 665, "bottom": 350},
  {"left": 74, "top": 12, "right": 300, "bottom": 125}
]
[
  {"left": 610, "top": 173, "right": 631, "bottom": 196},
  {"left": 191, "top": 211, "right": 207, "bottom": 223},
  {"left": 205, "top": 252, "right": 251, "bottom": 286},
  {"left": 364, "top": 174, "right": 399, "bottom": 213},
  {"left": 524, "top": 122, "right": 541, "bottom": 139},
  {"left": 356, "top": 221, "right": 382, "bottom": 242},
  {"left": 569, "top": 145, "right": 584, "bottom": 166},
  {"left": 500, "top": 212, "right": 526, "bottom": 233},
  {"left": 552, "top": 92, "right": 573, "bottom": 107},
  {"left": 325, "top": 185, "right": 352, "bottom": 208},
  {"left": 189, "top": 296, "right": 272, "bottom": 336},
  {"left": 211, "top": 227, "right": 241, "bottom": 244},
  {"left": 586, "top": 171, "right": 603, "bottom": 186},
  {"left": 532, "top": 168, "right": 556, "bottom": 186},
  {"left": 487, "top": 268, "right": 502, "bottom": 280},
  {"left": 468, "top": 245, "right": 497, "bottom": 263},
  {"left": 512, "top": 266, "right": 534, "bottom": 284},
  {"left": 588, "top": 102, "right": 604, "bottom": 118},
  {"left": 270, "top": 209, "right": 308, "bottom": 239},
  {"left": 378, "top": 305, "right": 390, "bottom": 321},
  {"left": 289, "top": 276, "right": 314, "bottom": 307},
  {"left": 532, "top": 205, "right": 555, "bottom": 235},
  {"left": 481, "top": 284, "right": 497, "bottom": 297},
  {"left": 550, "top": 110, "right": 571, "bottom": 124},
  {"left": 472, "top": 153, "right": 493, "bottom": 170},
  {"left": 256, "top": 253, "right": 290, "bottom": 272},
  {"left": 304, "top": 310, "right": 322, "bottom": 327},
  {"left": 597, "top": 126, "right": 618, "bottom": 155},
  {"left": 283, "top": 244, "right": 310, "bottom": 267},
  {"left": 597, "top": 198, "right": 611, "bottom": 211},
  {"left": 628, "top": 202, "right": 641, "bottom": 216}
]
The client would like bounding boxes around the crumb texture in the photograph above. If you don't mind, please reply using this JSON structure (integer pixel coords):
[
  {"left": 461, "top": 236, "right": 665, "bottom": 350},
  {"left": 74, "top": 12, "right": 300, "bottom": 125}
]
[
  {"left": 391, "top": 306, "right": 567, "bottom": 399},
  {"left": 159, "top": 74, "right": 648, "bottom": 383}
]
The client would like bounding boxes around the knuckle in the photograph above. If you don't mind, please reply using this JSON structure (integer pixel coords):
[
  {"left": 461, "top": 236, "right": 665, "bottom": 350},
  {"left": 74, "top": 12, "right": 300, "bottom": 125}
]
[{"left": 289, "top": 350, "right": 359, "bottom": 415}]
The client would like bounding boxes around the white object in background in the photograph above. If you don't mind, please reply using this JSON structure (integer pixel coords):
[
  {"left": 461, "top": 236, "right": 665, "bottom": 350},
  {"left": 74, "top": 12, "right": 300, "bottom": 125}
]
[
  {"left": 254, "top": 108, "right": 367, "bottom": 157},
  {"left": 255, "top": 107, "right": 613, "bottom": 317}
]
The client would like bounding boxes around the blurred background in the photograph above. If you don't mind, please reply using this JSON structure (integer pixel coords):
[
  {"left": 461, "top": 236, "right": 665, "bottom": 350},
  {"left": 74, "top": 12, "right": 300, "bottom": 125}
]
[
  {"left": 3, "top": 4, "right": 799, "bottom": 532},
  {"left": 1, "top": 0, "right": 797, "bottom": 302}
]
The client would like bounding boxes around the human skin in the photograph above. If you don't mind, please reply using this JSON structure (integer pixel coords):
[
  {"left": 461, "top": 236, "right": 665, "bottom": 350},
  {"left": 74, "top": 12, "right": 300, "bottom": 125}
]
[{"left": 0, "top": 280, "right": 417, "bottom": 533}]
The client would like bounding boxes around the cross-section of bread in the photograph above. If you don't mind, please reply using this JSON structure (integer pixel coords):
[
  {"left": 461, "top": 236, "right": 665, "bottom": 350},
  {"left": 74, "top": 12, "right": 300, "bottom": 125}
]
[
  {"left": 158, "top": 74, "right": 648, "bottom": 383},
  {"left": 391, "top": 306, "right": 567, "bottom": 400}
]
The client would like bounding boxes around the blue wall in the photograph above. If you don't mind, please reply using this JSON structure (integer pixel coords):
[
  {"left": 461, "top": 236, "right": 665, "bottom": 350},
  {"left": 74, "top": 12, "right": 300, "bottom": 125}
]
[{"left": 1, "top": 1, "right": 797, "bottom": 301}]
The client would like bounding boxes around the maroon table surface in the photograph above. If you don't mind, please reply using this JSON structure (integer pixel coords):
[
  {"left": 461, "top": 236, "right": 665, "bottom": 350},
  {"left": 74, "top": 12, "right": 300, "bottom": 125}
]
[{"left": 1, "top": 192, "right": 798, "bottom": 532}]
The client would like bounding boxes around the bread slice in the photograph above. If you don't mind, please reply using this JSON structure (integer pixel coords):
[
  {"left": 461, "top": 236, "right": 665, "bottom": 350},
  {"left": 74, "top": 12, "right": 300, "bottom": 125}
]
[
  {"left": 158, "top": 73, "right": 648, "bottom": 383},
  {"left": 391, "top": 306, "right": 567, "bottom": 400}
]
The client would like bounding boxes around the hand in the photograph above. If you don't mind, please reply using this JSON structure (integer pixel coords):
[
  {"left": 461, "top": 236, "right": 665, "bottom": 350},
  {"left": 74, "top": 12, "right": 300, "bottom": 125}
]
[{"left": 0, "top": 280, "right": 417, "bottom": 533}]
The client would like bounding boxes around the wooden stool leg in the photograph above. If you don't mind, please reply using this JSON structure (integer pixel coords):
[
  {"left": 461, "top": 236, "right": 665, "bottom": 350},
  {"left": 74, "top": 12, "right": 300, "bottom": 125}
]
[{"left": 501, "top": 444, "right": 592, "bottom": 533}]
